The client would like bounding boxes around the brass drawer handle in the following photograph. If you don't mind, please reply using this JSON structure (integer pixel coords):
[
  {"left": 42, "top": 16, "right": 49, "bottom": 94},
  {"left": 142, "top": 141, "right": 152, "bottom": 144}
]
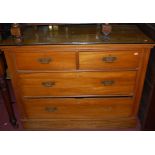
[
  {"left": 38, "top": 57, "right": 52, "bottom": 64},
  {"left": 101, "top": 80, "right": 114, "bottom": 86},
  {"left": 45, "top": 107, "right": 57, "bottom": 112},
  {"left": 42, "top": 81, "right": 55, "bottom": 87},
  {"left": 102, "top": 56, "right": 117, "bottom": 63}
]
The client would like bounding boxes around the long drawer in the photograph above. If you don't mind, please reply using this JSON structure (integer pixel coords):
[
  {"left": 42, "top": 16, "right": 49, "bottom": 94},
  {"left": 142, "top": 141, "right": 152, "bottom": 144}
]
[
  {"left": 79, "top": 51, "right": 142, "bottom": 70},
  {"left": 23, "top": 97, "right": 134, "bottom": 119},
  {"left": 19, "top": 71, "right": 136, "bottom": 97},
  {"left": 14, "top": 51, "right": 76, "bottom": 70}
]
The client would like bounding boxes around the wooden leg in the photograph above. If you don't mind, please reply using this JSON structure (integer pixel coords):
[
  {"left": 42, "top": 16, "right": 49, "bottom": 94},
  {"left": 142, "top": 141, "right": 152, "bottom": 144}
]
[{"left": 0, "top": 75, "right": 18, "bottom": 128}]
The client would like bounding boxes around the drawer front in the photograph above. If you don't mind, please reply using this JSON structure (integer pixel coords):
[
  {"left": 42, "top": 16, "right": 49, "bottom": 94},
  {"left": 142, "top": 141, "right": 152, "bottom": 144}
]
[
  {"left": 15, "top": 52, "right": 76, "bottom": 70},
  {"left": 19, "top": 71, "right": 136, "bottom": 97},
  {"left": 79, "top": 51, "right": 142, "bottom": 70},
  {"left": 23, "top": 98, "right": 134, "bottom": 119}
]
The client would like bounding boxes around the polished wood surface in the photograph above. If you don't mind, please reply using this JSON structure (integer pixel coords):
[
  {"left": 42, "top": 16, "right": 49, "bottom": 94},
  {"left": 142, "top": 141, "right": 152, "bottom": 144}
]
[
  {"left": 23, "top": 97, "right": 133, "bottom": 119},
  {"left": 22, "top": 117, "right": 137, "bottom": 130},
  {"left": 0, "top": 24, "right": 154, "bottom": 130},
  {"left": 19, "top": 71, "right": 136, "bottom": 97},
  {"left": 2, "top": 43, "right": 153, "bottom": 130},
  {"left": 15, "top": 51, "right": 76, "bottom": 71},
  {"left": 79, "top": 51, "right": 142, "bottom": 70},
  {"left": 0, "top": 24, "right": 154, "bottom": 45}
]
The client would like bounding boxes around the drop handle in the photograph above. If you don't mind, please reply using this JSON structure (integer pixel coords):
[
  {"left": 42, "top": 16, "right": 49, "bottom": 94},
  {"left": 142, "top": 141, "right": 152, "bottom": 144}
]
[
  {"left": 45, "top": 107, "right": 57, "bottom": 112},
  {"left": 102, "top": 56, "right": 117, "bottom": 63},
  {"left": 42, "top": 81, "right": 55, "bottom": 87},
  {"left": 101, "top": 80, "right": 114, "bottom": 86},
  {"left": 38, "top": 57, "right": 52, "bottom": 64}
]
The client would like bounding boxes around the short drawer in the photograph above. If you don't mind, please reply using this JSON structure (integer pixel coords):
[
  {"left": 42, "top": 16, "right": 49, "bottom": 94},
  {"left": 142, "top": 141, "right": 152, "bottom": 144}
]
[
  {"left": 23, "top": 97, "right": 134, "bottom": 119},
  {"left": 14, "top": 52, "right": 76, "bottom": 70},
  {"left": 19, "top": 71, "right": 136, "bottom": 97},
  {"left": 79, "top": 51, "right": 142, "bottom": 70}
]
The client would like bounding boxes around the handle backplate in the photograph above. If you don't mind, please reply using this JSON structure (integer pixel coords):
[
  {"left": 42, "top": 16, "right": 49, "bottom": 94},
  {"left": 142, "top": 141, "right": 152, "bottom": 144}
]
[
  {"left": 38, "top": 57, "right": 52, "bottom": 64},
  {"left": 42, "top": 81, "right": 55, "bottom": 87},
  {"left": 101, "top": 80, "right": 114, "bottom": 86},
  {"left": 102, "top": 56, "right": 117, "bottom": 63}
]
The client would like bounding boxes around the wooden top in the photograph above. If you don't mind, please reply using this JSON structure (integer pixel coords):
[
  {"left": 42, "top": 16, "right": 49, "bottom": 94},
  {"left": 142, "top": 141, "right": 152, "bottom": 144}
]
[{"left": 0, "top": 24, "right": 154, "bottom": 46}]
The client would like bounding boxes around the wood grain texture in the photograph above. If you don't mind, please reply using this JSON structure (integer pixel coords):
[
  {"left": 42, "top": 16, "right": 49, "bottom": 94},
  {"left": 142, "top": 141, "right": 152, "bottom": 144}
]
[
  {"left": 18, "top": 71, "right": 136, "bottom": 97},
  {"left": 79, "top": 51, "right": 142, "bottom": 70},
  {"left": 1, "top": 44, "right": 154, "bottom": 52},
  {"left": 23, "top": 97, "right": 134, "bottom": 119},
  {"left": 15, "top": 51, "right": 76, "bottom": 71},
  {"left": 1, "top": 42, "right": 153, "bottom": 130},
  {"left": 22, "top": 117, "right": 137, "bottom": 130}
]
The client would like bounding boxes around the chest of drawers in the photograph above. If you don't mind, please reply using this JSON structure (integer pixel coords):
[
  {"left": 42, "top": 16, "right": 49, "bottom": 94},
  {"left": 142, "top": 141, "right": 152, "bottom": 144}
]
[
  {"left": 0, "top": 43, "right": 153, "bottom": 130},
  {"left": 0, "top": 24, "right": 154, "bottom": 130}
]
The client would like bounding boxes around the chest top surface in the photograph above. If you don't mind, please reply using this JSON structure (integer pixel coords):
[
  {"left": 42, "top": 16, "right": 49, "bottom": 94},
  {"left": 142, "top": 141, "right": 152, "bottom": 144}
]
[{"left": 0, "top": 24, "right": 154, "bottom": 46}]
